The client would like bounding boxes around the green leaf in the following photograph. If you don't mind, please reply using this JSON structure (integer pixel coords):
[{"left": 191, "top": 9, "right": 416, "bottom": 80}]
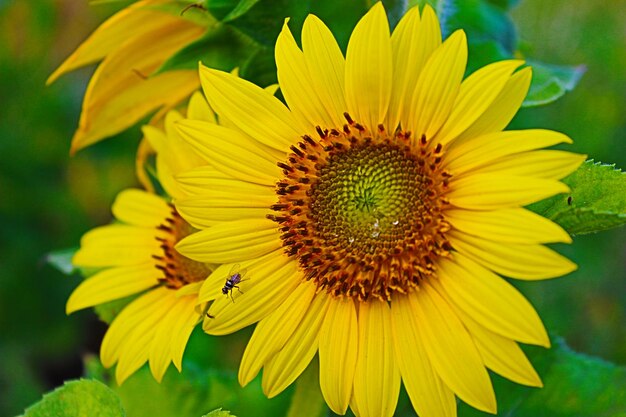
[
  {"left": 523, "top": 61, "right": 586, "bottom": 107},
  {"left": 285, "top": 358, "right": 326, "bottom": 417},
  {"left": 219, "top": 0, "right": 311, "bottom": 47},
  {"left": 222, "top": 0, "right": 262, "bottom": 22},
  {"left": 239, "top": 46, "right": 277, "bottom": 87},
  {"left": 83, "top": 356, "right": 291, "bottom": 417},
  {"left": 45, "top": 247, "right": 77, "bottom": 275},
  {"left": 458, "top": 339, "right": 626, "bottom": 417},
  {"left": 202, "top": 408, "right": 236, "bottom": 417},
  {"left": 205, "top": 0, "right": 243, "bottom": 21},
  {"left": 518, "top": 342, "right": 626, "bottom": 417},
  {"left": 23, "top": 379, "right": 125, "bottom": 417},
  {"left": 155, "top": 25, "right": 258, "bottom": 75},
  {"left": 528, "top": 160, "right": 626, "bottom": 235}
]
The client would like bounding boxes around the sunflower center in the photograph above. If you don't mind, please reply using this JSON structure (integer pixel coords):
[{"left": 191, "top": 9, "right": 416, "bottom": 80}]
[
  {"left": 269, "top": 115, "right": 453, "bottom": 301},
  {"left": 154, "top": 206, "right": 212, "bottom": 289}
]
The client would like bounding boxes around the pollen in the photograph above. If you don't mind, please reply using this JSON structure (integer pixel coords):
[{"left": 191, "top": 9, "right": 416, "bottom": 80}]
[
  {"left": 268, "top": 114, "right": 453, "bottom": 301},
  {"left": 153, "top": 205, "right": 212, "bottom": 289}
]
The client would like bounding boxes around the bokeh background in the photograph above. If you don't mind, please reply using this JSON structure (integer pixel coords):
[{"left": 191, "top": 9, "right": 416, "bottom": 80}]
[{"left": 0, "top": 0, "right": 624, "bottom": 415}]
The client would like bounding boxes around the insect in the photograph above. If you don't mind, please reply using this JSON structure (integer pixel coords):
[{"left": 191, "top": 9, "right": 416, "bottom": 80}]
[
  {"left": 567, "top": 196, "right": 573, "bottom": 205},
  {"left": 222, "top": 264, "right": 247, "bottom": 302}
]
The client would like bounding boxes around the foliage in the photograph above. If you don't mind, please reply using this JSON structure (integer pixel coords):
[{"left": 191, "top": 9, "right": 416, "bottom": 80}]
[
  {"left": 458, "top": 340, "right": 626, "bottom": 417},
  {"left": 22, "top": 379, "right": 124, "bottom": 417},
  {"left": 530, "top": 161, "right": 626, "bottom": 235}
]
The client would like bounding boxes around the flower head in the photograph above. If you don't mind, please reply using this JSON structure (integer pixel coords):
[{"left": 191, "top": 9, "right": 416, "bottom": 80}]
[
  {"left": 174, "top": 3, "right": 584, "bottom": 416},
  {"left": 67, "top": 92, "right": 216, "bottom": 384}
]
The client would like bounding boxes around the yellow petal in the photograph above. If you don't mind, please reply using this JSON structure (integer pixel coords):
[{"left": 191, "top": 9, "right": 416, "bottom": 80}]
[
  {"left": 445, "top": 207, "right": 572, "bottom": 244},
  {"left": 345, "top": 2, "right": 392, "bottom": 131},
  {"left": 410, "top": 284, "right": 496, "bottom": 413},
  {"left": 435, "top": 60, "right": 524, "bottom": 145},
  {"left": 47, "top": 0, "right": 177, "bottom": 84},
  {"left": 141, "top": 124, "right": 168, "bottom": 157},
  {"left": 73, "top": 225, "right": 163, "bottom": 267},
  {"left": 457, "top": 311, "right": 542, "bottom": 387},
  {"left": 203, "top": 257, "right": 300, "bottom": 335},
  {"left": 147, "top": 294, "right": 198, "bottom": 380},
  {"left": 66, "top": 263, "right": 159, "bottom": 313},
  {"left": 175, "top": 119, "right": 282, "bottom": 185},
  {"left": 161, "top": 110, "right": 209, "bottom": 176},
  {"left": 319, "top": 297, "right": 358, "bottom": 414},
  {"left": 115, "top": 292, "right": 176, "bottom": 384},
  {"left": 449, "top": 230, "right": 577, "bottom": 280},
  {"left": 262, "top": 291, "right": 330, "bottom": 397},
  {"left": 452, "top": 67, "right": 532, "bottom": 145},
  {"left": 186, "top": 90, "right": 217, "bottom": 123},
  {"left": 143, "top": 115, "right": 205, "bottom": 199},
  {"left": 352, "top": 300, "right": 400, "bottom": 417},
  {"left": 175, "top": 192, "right": 274, "bottom": 229},
  {"left": 112, "top": 189, "right": 171, "bottom": 227},
  {"left": 149, "top": 293, "right": 189, "bottom": 382},
  {"left": 170, "top": 296, "right": 202, "bottom": 371},
  {"left": 197, "top": 252, "right": 284, "bottom": 306},
  {"left": 301, "top": 14, "right": 347, "bottom": 127},
  {"left": 436, "top": 254, "right": 550, "bottom": 346},
  {"left": 199, "top": 65, "right": 301, "bottom": 150},
  {"left": 70, "top": 14, "right": 204, "bottom": 151},
  {"left": 73, "top": 70, "right": 199, "bottom": 152},
  {"left": 408, "top": 30, "right": 467, "bottom": 139},
  {"left": 470, "top": 150, "right": 587, "bottom": 180},
  {"left": 447, "top": 174, "right": 570, "bottom": 210},
  {"left": 276, "top": 19, "right": 335, "bottom": 130},
  {"left": 100, "top": 288, "right": 167, "bottom": 368},
  {"left": 391, "top": 294, "right": 456, "bottom": 417},
  {"left": 175, "top": 218, "right": 281, "bottom": 264},
  {"left": 239, "top": 282, "right": 316, "bottom": 386},
  {"left": 175, "top": 165, "right": 273, "bottom": 197},
  {"left": 433, "top": 281, "right": 543, "bottom": 386},
  {"left": 387, "top": 5, "right": 441, "bottom": 130},
  {"left": 444, "top": 129, "right": 573, "bottom": 176}
]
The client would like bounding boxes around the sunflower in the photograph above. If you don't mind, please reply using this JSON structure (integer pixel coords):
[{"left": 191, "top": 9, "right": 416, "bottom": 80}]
[
  {"left": 47, "top": 0, "right": 209, "bottom": 153},
  {"left": 67, "top": 92, "right": 215, "bottom": 384},
  {"left": 174, "top": 3, "right": 585, "bottom": 416}
]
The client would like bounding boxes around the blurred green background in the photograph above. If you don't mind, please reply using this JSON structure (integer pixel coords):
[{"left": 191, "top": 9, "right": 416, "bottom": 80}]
[{"left": 0, "top": 0, "right": 623, "bottom": 416}]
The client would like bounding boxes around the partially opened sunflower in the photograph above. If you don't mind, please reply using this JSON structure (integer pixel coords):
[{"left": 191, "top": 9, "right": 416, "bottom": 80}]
[
  {"left": 67, "top": 92, "right": 214, "bottom": 384},
  {"left": 48, "top": 0, "right": 208, "bottom": 152},
  {"left": 173, "top": 3, "right": 585, "bottom": 416}
]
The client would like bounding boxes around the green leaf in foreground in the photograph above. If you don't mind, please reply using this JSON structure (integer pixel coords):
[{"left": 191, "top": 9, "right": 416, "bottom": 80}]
[
  {"left": 458, "top": 339, "right": 626, "bottom": 417},
  {"left": 45, "top": 247, "right": 77, "bottom": 275},
  {"left": 523, "top": 61, "right": 586, "bottom": 107},
  {"left": 202, "top": 408, "right": 236, "bottom": 417},
  {"left": 83, "top": 355, "right": 291, "bottom": 417},
  {"left": 519, "top": 342, "right": 626, "bottom": 417},
  {"left": 23, "top": 379, "right": 125, "bottom": 417},
  {"left": 529, "top": 160, "right": 626, "bottom": 234}
]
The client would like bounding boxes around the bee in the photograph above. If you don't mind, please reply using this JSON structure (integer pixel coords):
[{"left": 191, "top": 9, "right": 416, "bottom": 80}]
[{"left": 223, "top": 264, "right": 247, "bottom": 302}]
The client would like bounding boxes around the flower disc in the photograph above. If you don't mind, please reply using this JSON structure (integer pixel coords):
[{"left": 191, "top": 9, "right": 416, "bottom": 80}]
[{"left": 270, "top": 118, "right": 452, "bottom": 301}]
